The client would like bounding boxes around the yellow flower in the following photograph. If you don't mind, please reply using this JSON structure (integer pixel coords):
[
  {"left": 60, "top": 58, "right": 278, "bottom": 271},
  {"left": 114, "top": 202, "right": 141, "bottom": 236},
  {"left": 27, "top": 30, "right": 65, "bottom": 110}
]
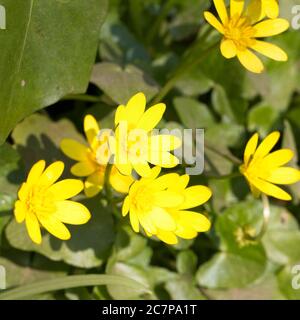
[
  {"left": 247, "top": 0, "right": 279, "bottom": 19},
  {"left": 110, "top": 92, "right": 181, "bottom": 178},
  {"left": 122, "top": 167, "right": 212, "bottom": 244},
  {"left": 204, "top": 0, "right": 289, "bottom": 73},
  {"left": 240, "top": 132, "right": 300, "bottom": 201},
  {"left": 61, "top": 114, "right": 133, "bottom": 197},
  {"left": 14, "top": 160, "right": 91, "bottom": 244}
]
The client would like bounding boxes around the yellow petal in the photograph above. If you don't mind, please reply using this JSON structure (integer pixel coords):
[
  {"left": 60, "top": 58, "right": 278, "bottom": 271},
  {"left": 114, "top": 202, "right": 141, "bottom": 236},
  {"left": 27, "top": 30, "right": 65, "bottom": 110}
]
[
  {"left": 237, "top": 49, "right": 264, "bottom": 73},
  {"left": 220, "top": 39, "right": 237, "bottom": 58},
  {"left": 180, "top": 186, "right": 212, "bottom": 209},
  {"left": 48, "top": 179, "right": 84, "bottom": 200},
  {"left": 203, "top": 11, "right": 224, "bottom": 34},
  {"left": 250, "top": 177, "right": 292, "bottom": 201},
  {"left": 264, "top": 0, "right": 279, "bottom": 19},
  {"left": 84, "top": 170, "right": 105, "bottom": 197},
  {"left": 230, "top": 0, "right": 244, "bottom": 18},
  {"left": 261, "top": 149, "right": 294, "bottom": 169},
  {"left": 149, "top": 173, "right": 180, "bottom": 191},
  {"left": 84, "top": 114, "right": 100, "bottom": 148},
  {"left": 149, "top": 134, "right": 181, "bottom": 151},
  {"left": 253, "top": 19, "right": 290, "bottom": 38},
  {"left": 137, "top": 103, "right": 166, "bottom": 132},
  {"left": 175, "top": 224, "right": 198, "bottom": 239},
  {"left": 147, "top": 166, "right": 161, "bottom": 180},
  {"left": 253, "top": 131, "right": 280, "bottom": 159},
  {"left": 39, "top": 215, "right": 71, "bottom": 240},
  {"left": 244, "top": 133, "right": 259, "bottom": 166},
  {"left": 132, "top": 162, "right": 152, "bottom": 178},
  {"left": 251, "top": 40, "right": 288, "bottom": 61},
  {"left": 149, "top": 151, "right": 179, "bottom": 168},
  {"left": 154, "top": 191, "right": 184, "bottom": 207},
  {"left": 71, "top": 161, "right": 96, "bottom": 177},
  {"left": 61, "top": 139, "right": 89, "bottom": 161},
  {"left": 130, "top": 209, "right": 140, "bottom": 232},
  {"left": 54, "top": 200, "right": 91, "bottom": 225},
  {"left": 246, "top": 0, "right": 264, "bottom": 23},
  {"left": 213, "top": 0, "right": 228, "bottom": 24},
  {"left": 169, "top": 174, "right": 190, "bottom": 192},
  {"left": 18, "top": 182, "right": 30, "bottom": 201},
  {"left": 26, "top": 160, "right": 46, "bottom": 185},
  {"left": 39, "top": 161, "right": 64, "bottom": 187},
  {"left": 126, "top": 92, "right": 146, "bottom": 125},
  {"left": 178, "top": 211, "right": 211, "bottom": 232},
  {"left": 139, "top": 213, "right": 157, "bottom": 234},
  {"left": 110, "top": 166, "right": 134, "bottom": 194},
  {"left": 156, "top": 230, "right": 178, "bottom": 245},
  {"left": 26, "top": 212, "right": 42, "bottom": 244},
  {"left": 14, "top": 200, "right": 26, "bottom": 223},
  {"left": 149, "top": 207, "right": 176, "bottom": 231},
  {"left": 122, "top": 196, "right": 130, "bottom": 217},
  {"left": 115, "top": 105, "right": 126, "bottom": 126},
  {"left": 115, "top": 162, "right": 133, "bottom": 176},
  {"left": 265, "top": 168, "right": 300, "bottom": 185}
]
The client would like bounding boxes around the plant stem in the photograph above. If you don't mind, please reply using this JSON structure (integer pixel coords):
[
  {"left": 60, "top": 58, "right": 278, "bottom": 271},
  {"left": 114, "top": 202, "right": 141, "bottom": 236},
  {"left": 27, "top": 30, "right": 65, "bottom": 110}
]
[
  {"left": 205, "top": 142, "right": 242, "bottom": 165},
  {"left": 255, "top": 194, "right": 270, "bottom": 241},
  {"left": 152, "top": 41, "right": 219, "bottom": 104},
  {"left": 129, "top": 0, "right": 143, "bottom": 39},
  {"left": 0, "top": 274, "right": 149, "bottom": 300},
  {"left": 206, "top": 171, "right": 241, "bottom": 180},
  {"left": 104, "top": 162, "right": 113, "bottom": 203},
  {"left": 62, "top": 94, "right": 102, "bottom": 103},
  {"left": 146, "top": 0, "right": 176, "bottom": 45}
]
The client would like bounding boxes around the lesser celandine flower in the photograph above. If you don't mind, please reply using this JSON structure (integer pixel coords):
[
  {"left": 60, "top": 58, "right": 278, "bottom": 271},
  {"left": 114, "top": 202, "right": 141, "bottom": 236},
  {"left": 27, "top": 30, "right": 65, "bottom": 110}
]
[
  {"left": 14, "top": 161, "right": 91, "bottom": 244},
  {"left": 110, "top": 92, "right": 181, "bottom": 178},
  {"left": 240, "top": 132, "right": 300, "bottom": 201},
  {"left": 122, "top": 167, "right": 212, "bottom": 244},
  {"left": 61, "top": 114, "right": 133, "bottom": 197},
  {"left": 204, "top": 0, "right": 289, "bottom": 73}
]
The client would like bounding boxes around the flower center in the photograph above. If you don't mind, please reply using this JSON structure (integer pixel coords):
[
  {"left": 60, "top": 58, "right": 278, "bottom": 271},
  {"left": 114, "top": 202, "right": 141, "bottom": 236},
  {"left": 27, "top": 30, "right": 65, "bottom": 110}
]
[
  {"left": 131, "top": 186, "right": 154, "bottom": 213},
  {"left": 224, "top": 16, "right": 256, "bottom": 49},
  {"left": 26, "top": 185, "right": 56, "bottom": 216}
]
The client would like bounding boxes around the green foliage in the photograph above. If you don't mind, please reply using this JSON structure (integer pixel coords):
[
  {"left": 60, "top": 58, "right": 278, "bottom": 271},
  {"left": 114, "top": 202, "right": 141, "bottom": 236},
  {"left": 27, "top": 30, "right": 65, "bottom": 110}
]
[{"left": 0, "top": 0, "right": 108, "bottom": 143}]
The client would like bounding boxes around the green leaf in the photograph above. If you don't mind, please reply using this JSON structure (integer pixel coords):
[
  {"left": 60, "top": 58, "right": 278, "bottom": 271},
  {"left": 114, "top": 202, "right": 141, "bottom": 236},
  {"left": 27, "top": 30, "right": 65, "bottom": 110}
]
[
  {"left": 205, "top": 273, "right": 285, "bottom": 300},
  {"left": 114, "top": 225, "right": 149, "bottom": 262},
  {"left": 262, "top": 206, "right": 300, "bottom": 265},
  {"left": 176, "top": 250, "right": 198, "bottom": 275},
  {"left": 100, "top": 12, "right": 151, "bottom": 70},
  {"left": 0, "top": 250, "right": 68, "bottom": 290},
  {"left": 0, "top": 143, "right": 24, "bottom": 221},
  {"left": 173, "top": 97, "right": 215, "bottom": 129},
  {"left": 197, "top": 200, "right": 267, "bottom": 289},
  {"left": 12, "top": 113, "right": 85, "bottom": 170},
  {"left": 167, "top": 0, "right": 210, "bottom": 41},
  {"left": 106, "top": 262, "right": 154, "bottom": 299},
  {"left": 174, "top": 68, "right": 213, "bottom": 97},
  {"left": 0, "top": 274, "right": 147, "bottom": 300},
  {"left": 248, "top": 103, "right": 280, "bottom": 136},
  {"left": 165, "top": 276, "right": 206, "bottom": 300},
  {"left": 212, "top": 85, "right": 235, "bottom": 123},
  {"left": 0, "top": 0, "right": 108, "bottom": 143},
  {"left": 91, "top": 62, "right": 160, "bottom": 105},
  {"left": 5, "top": 198, "right": 115, "bottom": 269},
  {"left": 282, "top": 121, "right": 300, "bottom": 202},
  {"left": 277, "top": 264, "right": 300, "bottom": 300},
  {"left": 246, "top": 31, "right": 300, "bottom": 111},
  {"left": 216, "top": 200, "right": 264, "bottom": 253},
  {"left": 206, "top": 123, "right": 245, "bottom": 149},
  {"left": 196, "top": 252, "right": 266, "bottom": 289}
]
